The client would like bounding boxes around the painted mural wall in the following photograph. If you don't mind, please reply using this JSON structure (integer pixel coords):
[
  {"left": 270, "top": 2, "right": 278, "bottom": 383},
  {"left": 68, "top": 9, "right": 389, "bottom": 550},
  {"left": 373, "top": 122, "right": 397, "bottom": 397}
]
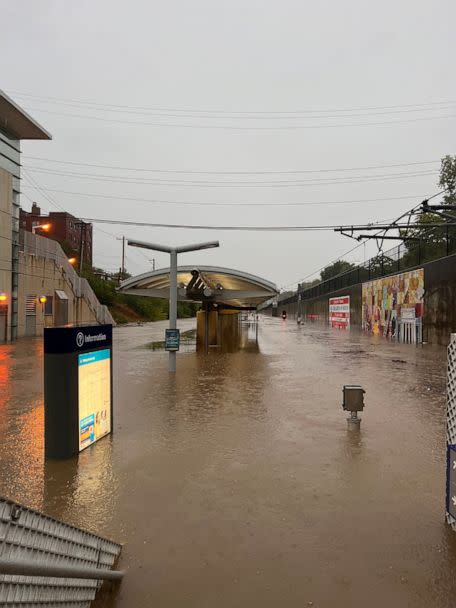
[{"left": 362, "top": 269, "right": 424, "bottom": 337}]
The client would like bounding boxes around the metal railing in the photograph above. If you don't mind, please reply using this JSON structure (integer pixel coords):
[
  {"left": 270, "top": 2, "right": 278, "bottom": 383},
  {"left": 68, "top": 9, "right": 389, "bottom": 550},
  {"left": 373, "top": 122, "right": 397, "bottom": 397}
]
[
  {"left": 0, "top": 497, "right": 122, "bottom": 606},
  {"left": 0, "top": 558, "right": 124, "bottom": 581},
  {"left": 19, "top": 231, "right": 115, "bottom": 326},
  {"left": 289, "top": 227, "right": 456, "bottom": 304}
]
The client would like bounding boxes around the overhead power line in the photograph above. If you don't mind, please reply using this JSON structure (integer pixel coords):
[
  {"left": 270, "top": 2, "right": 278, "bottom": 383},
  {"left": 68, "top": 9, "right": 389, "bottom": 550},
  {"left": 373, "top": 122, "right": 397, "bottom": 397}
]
[
  {"left": 25, "top": 165, "right": 438, "bottom": 187},
  {"left": 13, "top": 101, "right": 456, "bottom": 121},
  {"left": 81, "top": 218, "right": 439, "bottom": 231},
  {"left": 18, "top": 106, "right": 456, "bottom": 130},
  {"left": 20, "top": 185, "right": 427, "bottom": 208},
  {"left": 22, "top": 155, "right": 439, "bottom": 176},
  {"left": 10, "top": 89, "right": 456, "bottom": 115},
  {"left": 22, "top": 170, "right": 121, "bottom": 241}
]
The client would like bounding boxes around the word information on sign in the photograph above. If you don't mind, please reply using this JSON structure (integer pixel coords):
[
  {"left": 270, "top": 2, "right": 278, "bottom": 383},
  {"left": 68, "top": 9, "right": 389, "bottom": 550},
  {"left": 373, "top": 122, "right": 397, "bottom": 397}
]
[
  {"left": 329, "top": 296, "right": 350, "bottom": 329},
  {"left": 78, "top": 349, "right": 111, "bottom": 451}
]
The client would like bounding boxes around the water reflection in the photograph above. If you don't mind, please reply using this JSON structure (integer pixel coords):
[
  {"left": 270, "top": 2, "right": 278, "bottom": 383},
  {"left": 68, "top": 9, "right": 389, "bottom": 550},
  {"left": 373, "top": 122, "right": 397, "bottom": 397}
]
[{"left": 1, "top": 319, "right": 456, "bottom": 608}]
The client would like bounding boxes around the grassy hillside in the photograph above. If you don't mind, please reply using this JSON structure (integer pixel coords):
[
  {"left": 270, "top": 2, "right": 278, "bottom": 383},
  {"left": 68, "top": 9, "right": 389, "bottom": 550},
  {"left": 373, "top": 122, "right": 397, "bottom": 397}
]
[{"left": 84, "top": 269, "right": 199, "bottom": 324}]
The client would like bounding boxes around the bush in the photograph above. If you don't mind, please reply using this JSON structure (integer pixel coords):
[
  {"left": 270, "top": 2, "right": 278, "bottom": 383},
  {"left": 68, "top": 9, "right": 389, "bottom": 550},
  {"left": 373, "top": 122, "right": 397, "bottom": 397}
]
[{"left": 83, "top": 269, "right": 199, "bottom": 322}]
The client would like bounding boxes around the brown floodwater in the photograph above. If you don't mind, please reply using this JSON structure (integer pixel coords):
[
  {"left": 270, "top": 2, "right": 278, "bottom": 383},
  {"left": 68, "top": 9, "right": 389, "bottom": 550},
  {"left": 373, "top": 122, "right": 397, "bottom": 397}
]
[{"left": 1, "top": 317, "right": 456, "bottom": 607}]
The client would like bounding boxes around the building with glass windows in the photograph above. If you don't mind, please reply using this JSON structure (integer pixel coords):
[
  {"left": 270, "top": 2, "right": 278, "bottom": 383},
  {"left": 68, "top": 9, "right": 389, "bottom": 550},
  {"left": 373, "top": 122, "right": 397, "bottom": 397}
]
[{"left": 0, "top": 90, "right": 52, "bottom": 341}]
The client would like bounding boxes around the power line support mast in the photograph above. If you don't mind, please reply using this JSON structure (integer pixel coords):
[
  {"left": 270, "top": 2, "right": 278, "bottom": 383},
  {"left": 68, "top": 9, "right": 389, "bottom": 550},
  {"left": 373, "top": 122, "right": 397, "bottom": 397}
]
[{"left": 126, "top": 239, "right": 219, "bottom": 373}]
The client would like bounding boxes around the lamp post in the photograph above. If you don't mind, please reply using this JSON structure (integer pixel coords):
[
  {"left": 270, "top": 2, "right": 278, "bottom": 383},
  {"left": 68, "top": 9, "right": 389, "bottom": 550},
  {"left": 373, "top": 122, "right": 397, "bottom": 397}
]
[
  {"left": 127, "top": 239, "right": 220, "bottom": 373},
  {"left": 31, "top": 222, "right": 51, "bottom": 234}
]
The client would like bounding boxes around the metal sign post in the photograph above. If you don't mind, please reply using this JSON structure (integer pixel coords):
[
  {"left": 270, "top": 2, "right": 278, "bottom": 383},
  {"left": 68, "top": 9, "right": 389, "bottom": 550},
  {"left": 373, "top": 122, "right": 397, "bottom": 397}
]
[{"left": 165, "top": 328, "right": 180, "bottom": 351}]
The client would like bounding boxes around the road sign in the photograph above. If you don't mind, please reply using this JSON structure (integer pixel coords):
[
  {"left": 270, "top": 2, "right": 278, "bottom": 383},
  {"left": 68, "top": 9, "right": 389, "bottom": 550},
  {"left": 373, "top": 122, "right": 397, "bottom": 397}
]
[
  {"left": 447, "top": 445, "right": 456, "bottom": 519},
  {"left": 165, "top": 328, "right": 180, "bottom": 351}
]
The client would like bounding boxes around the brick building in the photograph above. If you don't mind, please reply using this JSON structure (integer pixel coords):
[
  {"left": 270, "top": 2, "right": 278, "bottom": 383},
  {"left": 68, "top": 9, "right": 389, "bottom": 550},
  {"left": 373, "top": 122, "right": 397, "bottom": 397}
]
[{"left": 20, "top": 202, "right": 93, "bottom": 266}]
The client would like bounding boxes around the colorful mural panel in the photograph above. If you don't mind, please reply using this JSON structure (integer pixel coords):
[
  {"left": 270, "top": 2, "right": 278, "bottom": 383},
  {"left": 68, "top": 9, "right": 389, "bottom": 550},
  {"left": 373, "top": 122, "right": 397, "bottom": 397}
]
[{"left": 362, "top": 269, "right": 424, "bottom": 337}]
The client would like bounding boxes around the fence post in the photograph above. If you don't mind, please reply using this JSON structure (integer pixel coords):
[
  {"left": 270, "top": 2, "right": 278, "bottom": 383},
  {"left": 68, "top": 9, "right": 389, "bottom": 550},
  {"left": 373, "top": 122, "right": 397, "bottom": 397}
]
[{"left": 397, "top": 244, "right": 401, "bottom": 272}]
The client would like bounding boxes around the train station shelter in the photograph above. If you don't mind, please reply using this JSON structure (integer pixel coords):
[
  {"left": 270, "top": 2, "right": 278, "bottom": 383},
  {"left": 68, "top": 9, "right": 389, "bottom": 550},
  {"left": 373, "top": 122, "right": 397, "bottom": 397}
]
[{"left": 119, "top": 265, "right": 278, "bottom": 351}]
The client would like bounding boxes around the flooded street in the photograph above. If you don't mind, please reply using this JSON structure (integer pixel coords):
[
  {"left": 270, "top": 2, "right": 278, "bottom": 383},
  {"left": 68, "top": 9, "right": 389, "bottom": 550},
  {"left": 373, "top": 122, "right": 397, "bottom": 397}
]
[{"left": 1, "top": 317, "right": 456, "bottom": 607}]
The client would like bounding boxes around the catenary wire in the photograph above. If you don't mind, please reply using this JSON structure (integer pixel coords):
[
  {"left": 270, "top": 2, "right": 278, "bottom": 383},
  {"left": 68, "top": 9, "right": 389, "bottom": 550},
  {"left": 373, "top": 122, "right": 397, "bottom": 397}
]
[
  {"left": 20, "top": 186, "right": 429, "bottom": 208},
  {"left": 24, "top": 165, "right": 438, "bottom": 187},
  {"left": 9, "top": 89, "right": 456, "bottom": 115},
  {"left": 19, "top": 106, "right": 456, "bottom": 130},
  {"left": 22, "top": 155, "right": 439, "bottom": 176}
]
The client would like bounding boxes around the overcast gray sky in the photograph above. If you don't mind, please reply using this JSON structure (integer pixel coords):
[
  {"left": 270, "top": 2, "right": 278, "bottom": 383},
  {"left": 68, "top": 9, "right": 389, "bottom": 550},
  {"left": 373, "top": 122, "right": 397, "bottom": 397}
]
[{"left": 1, "top": 0, "right": 455, "bottom": 288}]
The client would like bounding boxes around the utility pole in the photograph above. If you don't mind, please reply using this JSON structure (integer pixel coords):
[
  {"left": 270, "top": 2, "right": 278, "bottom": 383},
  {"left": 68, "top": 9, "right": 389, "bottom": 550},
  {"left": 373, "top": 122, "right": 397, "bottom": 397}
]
[
  {"left": 78, "top": 221, "right": 85, "bottom": 275},
  {"left": 121, "top": 236, "right": 125, "bottom": 281},
  {"left": 116, "top": 236, "right": 126, "bottom": 284}
]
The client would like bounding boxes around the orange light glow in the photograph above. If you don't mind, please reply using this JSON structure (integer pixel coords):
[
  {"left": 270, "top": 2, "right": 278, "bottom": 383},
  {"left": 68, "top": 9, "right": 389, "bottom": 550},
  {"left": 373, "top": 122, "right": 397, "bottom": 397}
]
[
  {"left": 39, "top": 296, "right": 47, "bottom": 304},
  {"left": 39, "top": 223, "right": 51, "bottom": 231},
  {"left": 68, "top": 257, "right": 77, "bottom": 265},
  {"left": 0, "top": 293, "right": 7, "bottom": 303}
]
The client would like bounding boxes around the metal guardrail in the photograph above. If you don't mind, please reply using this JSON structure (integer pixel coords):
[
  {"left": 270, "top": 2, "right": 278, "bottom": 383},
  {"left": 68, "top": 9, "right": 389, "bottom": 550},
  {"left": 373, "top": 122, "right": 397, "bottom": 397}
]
[
  {"left": 0, "top": 497, "right": 122, "bottom": 606},
  {"left": 19, "top": 231, "right": 115, "bottom": 326}
]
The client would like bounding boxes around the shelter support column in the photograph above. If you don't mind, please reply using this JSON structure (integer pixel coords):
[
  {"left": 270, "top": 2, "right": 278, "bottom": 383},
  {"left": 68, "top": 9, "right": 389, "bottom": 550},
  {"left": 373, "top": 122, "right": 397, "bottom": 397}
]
[{"left": 196, "top": 307, "right": 240, "bottom": 353}]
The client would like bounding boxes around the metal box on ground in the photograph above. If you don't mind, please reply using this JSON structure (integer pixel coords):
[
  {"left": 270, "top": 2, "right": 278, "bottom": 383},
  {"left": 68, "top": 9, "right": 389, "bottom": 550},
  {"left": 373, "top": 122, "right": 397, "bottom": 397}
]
[{"left": 342, "top": 385, "right": 365, "bottom": 412}]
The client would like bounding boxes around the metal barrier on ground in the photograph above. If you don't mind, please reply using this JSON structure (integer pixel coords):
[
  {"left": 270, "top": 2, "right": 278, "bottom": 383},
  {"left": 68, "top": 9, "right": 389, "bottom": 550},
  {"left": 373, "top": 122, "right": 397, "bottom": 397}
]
[{"left": 0, "top": 496, "right": 122, "bottom": 606}]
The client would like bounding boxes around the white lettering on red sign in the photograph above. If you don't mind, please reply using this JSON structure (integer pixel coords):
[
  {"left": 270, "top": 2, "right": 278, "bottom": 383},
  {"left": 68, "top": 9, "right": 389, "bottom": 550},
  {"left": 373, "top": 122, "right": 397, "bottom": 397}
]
[{"left": 329, "top": 296, "right": 350, "bottom": 329}]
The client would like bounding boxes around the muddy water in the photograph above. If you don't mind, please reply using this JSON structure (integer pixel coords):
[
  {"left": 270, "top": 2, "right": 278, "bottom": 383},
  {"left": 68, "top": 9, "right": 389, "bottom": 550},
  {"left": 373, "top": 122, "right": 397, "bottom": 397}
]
[{"left": 1, "top": 317, "right": 456, "bottom": 607}]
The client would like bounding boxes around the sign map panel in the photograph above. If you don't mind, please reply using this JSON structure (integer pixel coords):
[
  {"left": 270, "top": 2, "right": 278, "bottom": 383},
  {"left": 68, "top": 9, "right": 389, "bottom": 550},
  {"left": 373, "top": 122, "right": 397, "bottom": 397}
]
[{"left": 78, "top": 349, "right": 111, "bottom": 452}]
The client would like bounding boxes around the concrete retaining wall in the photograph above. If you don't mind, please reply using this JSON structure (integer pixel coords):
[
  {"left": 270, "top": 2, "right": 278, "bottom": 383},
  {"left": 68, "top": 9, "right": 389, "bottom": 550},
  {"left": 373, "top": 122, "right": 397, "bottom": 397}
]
[
  {"left": 272, "top": 252, "right": 456, "bottom": 346},
  {"left": 17, "top": 252, "right": 97, "bottom": 338}
]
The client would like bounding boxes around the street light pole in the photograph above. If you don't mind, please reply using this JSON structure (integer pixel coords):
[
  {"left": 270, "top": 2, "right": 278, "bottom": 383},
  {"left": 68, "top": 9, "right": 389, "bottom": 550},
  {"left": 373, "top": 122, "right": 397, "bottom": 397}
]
[
  {"left": 169, "top": 249, "right": 178, "bottom": 373},
  {"left": 127, "top": 239, "right": 219, "bottom": 373}
]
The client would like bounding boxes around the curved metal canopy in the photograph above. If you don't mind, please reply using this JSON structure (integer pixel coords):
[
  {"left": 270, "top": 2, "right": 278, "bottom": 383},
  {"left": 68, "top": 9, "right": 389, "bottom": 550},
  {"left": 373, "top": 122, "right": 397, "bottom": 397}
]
[{"left": 119, "top": 265, "right": 278, "bottom": 309}]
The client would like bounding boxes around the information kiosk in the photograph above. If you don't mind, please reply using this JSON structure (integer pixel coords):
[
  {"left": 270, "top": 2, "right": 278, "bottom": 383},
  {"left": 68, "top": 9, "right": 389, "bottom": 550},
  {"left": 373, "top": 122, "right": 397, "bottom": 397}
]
[{"left": 44, "top": 325, "right": 113, "bottom": 459}]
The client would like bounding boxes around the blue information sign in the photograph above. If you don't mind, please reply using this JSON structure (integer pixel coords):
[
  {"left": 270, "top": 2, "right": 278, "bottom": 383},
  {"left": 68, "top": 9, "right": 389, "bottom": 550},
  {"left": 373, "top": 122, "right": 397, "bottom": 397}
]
[{"left": 165, "top": 329, "right": 180, "bottom": 351}]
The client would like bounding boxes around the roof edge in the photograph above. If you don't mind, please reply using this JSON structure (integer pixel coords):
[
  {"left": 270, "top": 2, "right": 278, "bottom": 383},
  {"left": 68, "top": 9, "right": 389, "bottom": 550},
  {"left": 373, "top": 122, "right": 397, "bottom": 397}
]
[{"left": 0, "top": 90, "right": 52, "bottom": 140}]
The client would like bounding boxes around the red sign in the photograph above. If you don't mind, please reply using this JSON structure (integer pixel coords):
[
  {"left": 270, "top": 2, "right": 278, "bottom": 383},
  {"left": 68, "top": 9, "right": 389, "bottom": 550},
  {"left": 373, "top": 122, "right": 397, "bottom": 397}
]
[{"left": 329, "top": 296, "right": 350, "bottom": 329}]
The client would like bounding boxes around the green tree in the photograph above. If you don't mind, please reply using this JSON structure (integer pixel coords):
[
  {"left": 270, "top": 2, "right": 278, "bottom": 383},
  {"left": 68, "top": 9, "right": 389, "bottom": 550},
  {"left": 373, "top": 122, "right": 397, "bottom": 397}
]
[
  {"left": 399, "top": 155, "right": 456, "bottom": 265},
  {"left": 320, "top": 260, "right": 356, "bottom": 282},
  {"left": 439, "top": 155, "right": 456, "bottom": 205},
  {"left": 298, "top": 278, "right": 320, "bottom": 291}
]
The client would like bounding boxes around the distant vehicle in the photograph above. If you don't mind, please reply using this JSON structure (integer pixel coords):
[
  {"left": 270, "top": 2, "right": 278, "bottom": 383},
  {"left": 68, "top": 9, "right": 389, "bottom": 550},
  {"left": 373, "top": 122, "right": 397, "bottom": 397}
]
[{"left": 282, "top": 310, "right": 287, "bottom": 320}]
